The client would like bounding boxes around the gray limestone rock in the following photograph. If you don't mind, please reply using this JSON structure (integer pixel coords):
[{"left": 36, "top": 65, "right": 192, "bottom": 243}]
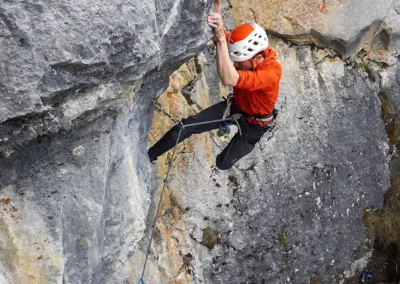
[{"left": 0, "top": 0, "right": 211, "bottom": 150}]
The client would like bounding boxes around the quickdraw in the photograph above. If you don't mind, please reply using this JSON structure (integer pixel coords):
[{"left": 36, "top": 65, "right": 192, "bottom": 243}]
[{"left": 151, "top": 97, "right": 183, "bottom": 127}]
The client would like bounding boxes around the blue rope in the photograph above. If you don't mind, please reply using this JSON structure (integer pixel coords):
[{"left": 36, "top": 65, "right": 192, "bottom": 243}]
[{"left": 137, "top": 278, "right": 145, "bottom": 284}]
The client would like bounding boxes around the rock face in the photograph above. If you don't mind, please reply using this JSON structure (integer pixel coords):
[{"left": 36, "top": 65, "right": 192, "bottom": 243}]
[
  {"left": 0, "top": 0, "right": 211, "bottom": 150},
  {"left": 0, "top": 0, "right": 399, "bottom": 284},
  {"left": 146, "top": 41, "right": 391, "bottom": 284},
  {"left": 231, "top": 0, "right": 400, "bottom": 60}
]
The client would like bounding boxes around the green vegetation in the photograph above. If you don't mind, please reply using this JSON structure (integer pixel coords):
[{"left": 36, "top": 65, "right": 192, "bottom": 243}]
[
  {"left": 355, "top": 61, "right": 372, "bottom": 72},
  {"left": 378, "top": 90, "right": 400, "bottom": 148},
  {"left": 364, "top": 90, "right": 400, "bottom": 248},
  {"left": 163, "top": 208, "right": 173, "bottom": 216},
  {"left": 355, "top": 88, "right": 400, "bottom": 283},
  {"left": 277, "top": 232, "right": 286, "bottom": 245},
  {"left": 309, "top": 276, "right": 324, "bottom": 284},
  {"left": 228, "top": 175, "right": 239, "bottom": 187},
  {"left": 201, "top": 227, "right": 221, "bottom": 250},
  {"left": 363, "top": 173, "right": 400, "bottom": 247}
]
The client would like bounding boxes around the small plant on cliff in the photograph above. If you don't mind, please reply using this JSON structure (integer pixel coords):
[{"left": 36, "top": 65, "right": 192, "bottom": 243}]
[
  {"left": 378, "top": 90, "right": 400, "bottom": 148},
  {"left": 277, "top": 232, "right": 286, "bottom": 245},
  {"left": 228, "top": 175, "right": 239, "bottom": 187},
  {"left": 201, "top": 227, "right": 221, "bottom": 250},
  {"left": 309, "top": 276, "right": 324, "bottom": 284},
  {"left": 363, "top": 173, "right": 400, "bottom": 247},
  {"left": 355, "top": 61, "right": 372, "bottom": 72}
]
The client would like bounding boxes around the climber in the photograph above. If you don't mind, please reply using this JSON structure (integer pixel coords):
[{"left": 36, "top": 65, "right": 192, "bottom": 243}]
[{"left": 147, "top": 0, "right": 282, "bottom": 170}]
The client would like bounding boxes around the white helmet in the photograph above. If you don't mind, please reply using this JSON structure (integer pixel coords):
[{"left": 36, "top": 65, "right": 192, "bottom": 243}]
[{"left": 227, "top": 22, "right": 269, "bottom": 62}]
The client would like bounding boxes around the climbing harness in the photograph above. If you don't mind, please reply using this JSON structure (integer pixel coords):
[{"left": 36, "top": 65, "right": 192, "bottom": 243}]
[
  {"left": 243, "top": 105, "right": 279, "bottom": 124},
  {"left": 220, "top": 94, "right": 279, "bottom": 136},
  {"left": 138, "top": 98, "right": 235, "bottom": 284},
  {"left": 246, "top": 113, "right": 274, "bottom": 123}
]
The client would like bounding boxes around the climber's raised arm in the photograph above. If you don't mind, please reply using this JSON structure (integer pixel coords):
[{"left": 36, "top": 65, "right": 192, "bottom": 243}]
[
  {"left": 208, "top": 12, "right": 239, "bottom": 86},
  {"left": 213, "top": 0, "right": 221, "bottom": 14}
]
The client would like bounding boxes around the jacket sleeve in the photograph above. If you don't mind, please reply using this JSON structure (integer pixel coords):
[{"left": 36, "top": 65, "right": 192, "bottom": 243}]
[{"left": 235, "top": 63, "right": 282, "bottom": 91}]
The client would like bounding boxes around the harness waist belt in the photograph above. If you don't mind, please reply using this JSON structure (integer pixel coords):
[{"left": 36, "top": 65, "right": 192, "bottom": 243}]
[{"left": 246, "top": 113, "right": 273, "bottom": 122}]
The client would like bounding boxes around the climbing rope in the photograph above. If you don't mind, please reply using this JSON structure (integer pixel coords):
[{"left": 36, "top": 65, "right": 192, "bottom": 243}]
[
  {"left": 219, "top": 93, "right": 235, "bottom": 132},
  {"left": 222, "top": 93, "right": 234, "bottom": 120},
  {"left": 138, "top": 98, "right": 234, "bottom": 284},
  {"left": 138, "top": 123, "right": 183, "bottom": 284}
]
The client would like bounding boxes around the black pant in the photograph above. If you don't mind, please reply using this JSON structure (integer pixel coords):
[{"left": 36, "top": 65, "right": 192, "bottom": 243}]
[{"left": 148, "top": 101, "right": 267, "bottom": 170}]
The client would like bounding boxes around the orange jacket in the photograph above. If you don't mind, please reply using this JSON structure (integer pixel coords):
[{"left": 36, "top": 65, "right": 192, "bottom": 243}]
[{"left": 234, "top": 47, "right": 282, "bottom": 126}]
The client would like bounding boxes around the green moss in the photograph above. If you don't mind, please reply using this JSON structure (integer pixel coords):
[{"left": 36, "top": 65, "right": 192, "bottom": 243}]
[
  {"left": 363, "top": 173, "right": 400, "bottom": 247},
  {"left": 355, "top": 61, "right": 372, "bottom": 72},
  {"left": 309, "top": 276, "right": 324, "bottom": 284},
  {"left": 163, "top": 208, "right": 173, "bottom": 216},
  {"left": 364, "top": 92, "right": 400, "bottom": 250},
  {"left": 378, "top": 90, "right": 400, "bottom": 148},
  {"left": 201, "top": 227, "right": 221, "bottom": 250},
  {"left": 277, "top": 232, "right": 286, "bottom": 245},
  {"left": 228, "top": 175, "right": 239, "bottom": 187}
]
